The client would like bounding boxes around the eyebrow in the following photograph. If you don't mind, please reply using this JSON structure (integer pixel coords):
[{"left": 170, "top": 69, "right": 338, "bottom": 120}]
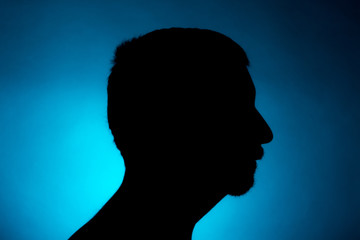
[{"left": 244, "top": 69, "right": 256, "bottom": 101}]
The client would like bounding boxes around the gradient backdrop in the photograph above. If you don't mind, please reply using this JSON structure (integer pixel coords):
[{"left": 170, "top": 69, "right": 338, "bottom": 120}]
[{"left": 0, "top": 0, "right": 359, "bottom": 239}]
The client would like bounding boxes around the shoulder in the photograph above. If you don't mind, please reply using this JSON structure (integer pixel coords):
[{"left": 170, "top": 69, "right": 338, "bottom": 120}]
[
  {"left": 68, "top": 218, "right": 100, "bottom": 239},
  {"left": 68, "top": 208, "right": 116, "bottom": 239}
]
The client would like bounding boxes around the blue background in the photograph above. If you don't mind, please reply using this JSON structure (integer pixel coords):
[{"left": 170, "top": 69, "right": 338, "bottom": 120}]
[{"left": 0, "top": 0, "right": 359, "bottom": 239}]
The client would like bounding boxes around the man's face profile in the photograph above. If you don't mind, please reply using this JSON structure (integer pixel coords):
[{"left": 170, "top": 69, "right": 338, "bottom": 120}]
[
  {"left": 222, "top": 71, "right": 272, "bottom": 196},
  {"left": 188, "top": 65, "right": 273, "bottom": 197}
]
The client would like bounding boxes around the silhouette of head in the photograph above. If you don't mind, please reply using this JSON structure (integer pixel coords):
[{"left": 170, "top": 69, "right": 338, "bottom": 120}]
[{"left": 107, "top": 28, "right": 273, "bottom": 197}]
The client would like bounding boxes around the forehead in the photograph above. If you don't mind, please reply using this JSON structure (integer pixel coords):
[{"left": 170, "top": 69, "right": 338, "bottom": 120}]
[
  {"left": 242, "top": 68, "right": 256, "bottom": 102},
  {"left": 219, "top": 65, "right": 256, "bottom": 106}
]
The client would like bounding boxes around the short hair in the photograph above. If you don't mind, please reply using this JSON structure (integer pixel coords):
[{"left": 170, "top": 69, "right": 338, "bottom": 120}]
[{"left": 107, "top": 28, "right": 249, "bottom": 167}]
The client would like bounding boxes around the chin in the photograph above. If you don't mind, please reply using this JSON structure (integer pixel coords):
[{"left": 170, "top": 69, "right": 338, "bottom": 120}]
[
  {"left": 228, "top": 176, "right": 255, "bottom": 196},
  {"left": 226, "top": 160, "right": 257, "bottom": 197}
]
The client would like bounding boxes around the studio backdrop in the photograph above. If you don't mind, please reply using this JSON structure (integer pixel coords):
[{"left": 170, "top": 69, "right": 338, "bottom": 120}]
[{"left": 0, "top": 0, "right": 359, "bottom": 239}]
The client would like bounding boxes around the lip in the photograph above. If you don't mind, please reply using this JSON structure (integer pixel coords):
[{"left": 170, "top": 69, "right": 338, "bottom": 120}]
[{"left": 255, "top": 147, "right": 264, "bottom": 160}]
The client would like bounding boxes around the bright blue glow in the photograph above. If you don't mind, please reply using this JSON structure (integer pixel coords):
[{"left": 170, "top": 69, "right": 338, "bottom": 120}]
[{"left": 0, "top": 0, "right": 359, "bottom": 239}]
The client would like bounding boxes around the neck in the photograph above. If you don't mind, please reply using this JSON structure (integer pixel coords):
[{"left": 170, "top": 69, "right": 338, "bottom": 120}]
[{"left": 108, "top": 171, "right": 225, "bottom": 239}]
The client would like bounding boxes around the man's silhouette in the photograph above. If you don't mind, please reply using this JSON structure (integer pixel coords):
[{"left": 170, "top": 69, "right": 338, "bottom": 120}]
[{"left": 69, "top": 28, "right": 273, "bottom": 240}]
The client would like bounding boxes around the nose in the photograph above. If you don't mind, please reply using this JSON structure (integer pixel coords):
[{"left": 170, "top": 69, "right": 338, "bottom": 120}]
[{"left": 255, "top": 110, "right": 273, "bottom": 144}]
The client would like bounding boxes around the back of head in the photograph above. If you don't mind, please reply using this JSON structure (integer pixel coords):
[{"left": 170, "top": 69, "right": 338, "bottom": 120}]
[{"left": 107, "top": 28, "right": 249, "bottom": 169}]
